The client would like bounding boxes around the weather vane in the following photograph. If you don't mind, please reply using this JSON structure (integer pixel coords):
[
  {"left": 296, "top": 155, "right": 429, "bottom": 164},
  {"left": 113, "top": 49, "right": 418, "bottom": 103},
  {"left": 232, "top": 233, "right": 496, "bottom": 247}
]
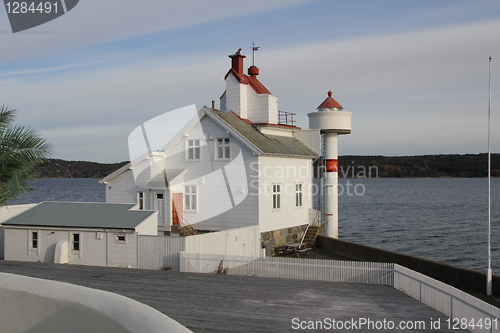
[{"left": 250, "top": 43, "right": 260, "bottom": 66}]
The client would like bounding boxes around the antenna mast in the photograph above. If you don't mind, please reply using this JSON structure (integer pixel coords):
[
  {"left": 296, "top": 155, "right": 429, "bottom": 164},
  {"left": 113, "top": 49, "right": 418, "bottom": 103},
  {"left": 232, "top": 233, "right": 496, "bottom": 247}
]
[
  {"left": 487, "top": 56, "right": 493, "bottom": 296},
  {"left": 250, "top": 43, "right": 260, "bottom": 66}
]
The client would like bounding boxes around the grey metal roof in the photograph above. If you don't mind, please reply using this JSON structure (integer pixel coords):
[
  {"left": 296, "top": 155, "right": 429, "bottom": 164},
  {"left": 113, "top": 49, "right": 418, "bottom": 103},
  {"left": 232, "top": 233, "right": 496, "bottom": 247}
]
[
  {"left": 210, "top": 109, "right": 318, "bottom": 158},
  {"left": 2, "top": 202, "right": 155, "bottom": 230}
]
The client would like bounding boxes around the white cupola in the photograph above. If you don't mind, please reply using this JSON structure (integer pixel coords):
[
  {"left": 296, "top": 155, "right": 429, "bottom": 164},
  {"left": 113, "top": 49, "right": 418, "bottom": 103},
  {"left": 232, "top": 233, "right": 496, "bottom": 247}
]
[{"left": 220, "top": 49, "right": 278, "bottom": 125}]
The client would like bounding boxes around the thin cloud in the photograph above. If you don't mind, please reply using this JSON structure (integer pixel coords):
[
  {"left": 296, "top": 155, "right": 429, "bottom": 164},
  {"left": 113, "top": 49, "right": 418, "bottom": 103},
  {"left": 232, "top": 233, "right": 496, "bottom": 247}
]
[{"left": 1, "top": 1, "right": 499, "bottom": 161}]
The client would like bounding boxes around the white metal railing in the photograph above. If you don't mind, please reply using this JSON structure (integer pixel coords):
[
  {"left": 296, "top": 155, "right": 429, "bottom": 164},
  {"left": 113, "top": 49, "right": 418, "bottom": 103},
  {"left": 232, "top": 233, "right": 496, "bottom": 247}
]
[
  {"left": 394, "top": 265, "right": 500, "bottom": 333},
  {"left": 308, "top": 208, "right": 321, "bottom": 227},
  {"left": 179, "top": 253, "right": 500, "bottom": 333},
  {"left": 180, "top": 252, "right": 394, "bottom": 285}
]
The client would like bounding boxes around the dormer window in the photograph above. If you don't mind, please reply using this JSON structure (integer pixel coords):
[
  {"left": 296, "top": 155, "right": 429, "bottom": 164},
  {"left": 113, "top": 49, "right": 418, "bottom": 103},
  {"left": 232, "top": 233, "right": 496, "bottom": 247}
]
[
  {"left": 186, "top": 139, "right": 201, "bottom": 161},
  {"left": 216, "top": 138, "right": 231, "bottom": 160}
]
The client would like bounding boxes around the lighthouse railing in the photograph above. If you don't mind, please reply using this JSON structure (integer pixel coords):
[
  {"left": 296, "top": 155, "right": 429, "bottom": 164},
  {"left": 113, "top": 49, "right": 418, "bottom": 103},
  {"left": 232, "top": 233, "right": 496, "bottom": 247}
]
[{"left": 277, "top": 110, "right": 296, "bottom": 127}]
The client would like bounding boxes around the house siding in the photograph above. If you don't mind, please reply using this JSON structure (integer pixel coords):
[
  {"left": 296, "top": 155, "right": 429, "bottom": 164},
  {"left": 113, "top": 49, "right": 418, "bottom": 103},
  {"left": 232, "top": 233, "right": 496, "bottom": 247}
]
[
  {"left": 106, "top": 232, "right": 138, "bottom": 268},
  {"left": 248, "top": 93, "right": 278, "bottom": 124},
  {"left": 225, "top": 74, "right": 247, "bottom": 118},
  {"left": 135, "top": 212, "right": 160, "bottom": 236},
  {"left": 164, "top": 115, "right": 260, "bottom": 230},
  {"left": 101, "top": 109, "right": 316, "bottom": 235},
  {"left": 105, "top": 169, "right": 143, "bottom": 205},
  {"left": 258, "top": 156, "right": 314, "bottom": 233},
  {"left": 3, "top": 228, "right": 108, "bottom": 266},
  {"left": 4, "top": 228, "right": 40, "bottom": 262}
]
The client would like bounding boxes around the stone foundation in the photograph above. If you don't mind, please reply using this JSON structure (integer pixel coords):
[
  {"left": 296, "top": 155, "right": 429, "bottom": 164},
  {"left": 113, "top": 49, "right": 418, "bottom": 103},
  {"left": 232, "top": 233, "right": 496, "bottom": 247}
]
[{"left": 261, "top": 224, "right": 308, "bottom": 256}]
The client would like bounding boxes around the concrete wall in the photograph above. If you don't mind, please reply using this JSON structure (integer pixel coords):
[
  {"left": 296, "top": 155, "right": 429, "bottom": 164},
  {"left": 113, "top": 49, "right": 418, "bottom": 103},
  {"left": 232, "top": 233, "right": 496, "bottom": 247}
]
[
  {"left": 317, "top": 236, "right": 500, "bottom": 297},
  {"left": 0, "top": 273, "right": 191, "bottom": 333}
]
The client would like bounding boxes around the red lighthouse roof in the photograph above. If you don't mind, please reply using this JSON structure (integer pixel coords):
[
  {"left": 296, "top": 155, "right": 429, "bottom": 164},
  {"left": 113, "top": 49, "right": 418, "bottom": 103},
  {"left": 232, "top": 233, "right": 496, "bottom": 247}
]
[{"left": 317, "top": 90, "right": 343, "bottom": 110}]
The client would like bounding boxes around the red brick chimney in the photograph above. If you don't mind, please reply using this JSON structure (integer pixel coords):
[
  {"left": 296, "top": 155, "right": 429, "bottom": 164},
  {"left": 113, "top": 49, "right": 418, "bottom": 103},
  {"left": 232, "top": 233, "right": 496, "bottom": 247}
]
[{"left": 228, "top": 49, "right": 246, "bottom": 76}]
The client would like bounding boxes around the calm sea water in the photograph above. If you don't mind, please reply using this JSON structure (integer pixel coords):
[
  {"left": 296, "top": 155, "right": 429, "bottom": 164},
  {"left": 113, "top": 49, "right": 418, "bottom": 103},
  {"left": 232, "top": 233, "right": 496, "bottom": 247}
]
[
  {"left": 338, "top": 178, "right": 500, "bottom": 272},
  {"left": 8, "top": 178, "right": 105, "bottom": 204},
  {"left": 6, "top": 178, "right": 500, "bottom": 272}
]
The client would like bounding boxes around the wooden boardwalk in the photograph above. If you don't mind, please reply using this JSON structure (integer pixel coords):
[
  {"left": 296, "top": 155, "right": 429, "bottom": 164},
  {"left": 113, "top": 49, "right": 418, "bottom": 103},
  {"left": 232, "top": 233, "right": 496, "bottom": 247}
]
[{"left": 0, "top": 261, "right": 467, "bottom": 332}]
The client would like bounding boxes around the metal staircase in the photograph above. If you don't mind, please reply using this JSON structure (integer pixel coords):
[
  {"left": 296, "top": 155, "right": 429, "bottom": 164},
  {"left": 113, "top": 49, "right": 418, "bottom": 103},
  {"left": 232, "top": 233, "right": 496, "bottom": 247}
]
[{"left": 302, "top": 225, "right": 321, "bottom": 247}]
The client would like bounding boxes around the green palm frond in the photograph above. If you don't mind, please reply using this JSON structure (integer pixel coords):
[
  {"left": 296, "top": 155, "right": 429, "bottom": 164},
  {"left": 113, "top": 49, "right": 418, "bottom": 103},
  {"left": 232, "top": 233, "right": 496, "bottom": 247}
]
[
  {"left": 0, "top": 105, "right": 16, "bottom": 131},
  {"left": 0, "top": 106, "right": 52, "bottom": 205}
]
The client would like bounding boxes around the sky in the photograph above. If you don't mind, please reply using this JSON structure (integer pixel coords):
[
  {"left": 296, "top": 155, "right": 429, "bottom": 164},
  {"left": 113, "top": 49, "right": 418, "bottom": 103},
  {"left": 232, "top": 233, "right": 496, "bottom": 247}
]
[{"left": 1, "top": 0, "right": 500, "bottom": 163}]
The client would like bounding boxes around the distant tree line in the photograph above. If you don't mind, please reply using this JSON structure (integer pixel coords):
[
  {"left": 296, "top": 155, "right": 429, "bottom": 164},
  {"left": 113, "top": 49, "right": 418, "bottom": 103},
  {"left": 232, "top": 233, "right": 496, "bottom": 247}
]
[
  {"left": 37, "top": 159, "right": 128, "bottom": 178},
  {"left": 338, "top": 154, "right": 500, "bottom": 178},
  {"left": 37, "top": 154, "right": 499, "bottom": 179}
]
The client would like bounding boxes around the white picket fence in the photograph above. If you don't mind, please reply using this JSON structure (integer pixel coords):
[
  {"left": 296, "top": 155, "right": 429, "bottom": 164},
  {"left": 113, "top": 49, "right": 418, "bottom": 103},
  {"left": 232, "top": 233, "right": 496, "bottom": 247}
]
[
  {"left": 394, "top": 265, "right": 500, "bottom": 333},
  {"left": 180, "top": 252, "right": 394, "bottom": 285}
]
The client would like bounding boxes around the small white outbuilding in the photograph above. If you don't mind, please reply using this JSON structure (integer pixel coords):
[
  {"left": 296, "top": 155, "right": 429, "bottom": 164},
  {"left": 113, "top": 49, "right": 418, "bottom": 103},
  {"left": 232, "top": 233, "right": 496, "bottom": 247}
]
[{"left": 1, "top": 201, "right": 158, "bottom": 268}]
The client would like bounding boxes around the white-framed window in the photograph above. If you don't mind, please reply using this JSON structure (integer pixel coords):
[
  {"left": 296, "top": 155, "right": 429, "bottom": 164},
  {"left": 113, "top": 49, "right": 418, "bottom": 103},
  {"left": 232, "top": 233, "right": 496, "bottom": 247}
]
[
  {"left": 155, "top": 193, "right": 164, "bottom": 217},
  {"left": 273, "top": 184, "right": 281, "bottom": 209},
  {"left": 115, "top": 234, "right": 127, "bottom": 243},
  {"left": 137, "top": 191, "right": 144, "bottom": 210},
  {"left": 186, "top": 139, "right": 201, "bottom": 161},
  {"left": 184, "top": 185, "right": 197, "bottom": 211},
  {"left": 295, "top": 183, "right": 303, "bottom": 207},
  {"left": 216, "top": 138, "right": 231, "bottom": 160},
  {"left": 30, "top": 231, "right": 38, "bottom": 249},
  {"left": 71, "top": 233, "right": 81, "bottom": 251}
]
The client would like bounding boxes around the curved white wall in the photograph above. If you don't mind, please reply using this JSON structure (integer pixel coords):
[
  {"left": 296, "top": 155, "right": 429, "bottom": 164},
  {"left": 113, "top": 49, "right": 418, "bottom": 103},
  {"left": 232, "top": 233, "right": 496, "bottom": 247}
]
[{"left": 0, "top": 273, "right": 191, "bottom": 333}]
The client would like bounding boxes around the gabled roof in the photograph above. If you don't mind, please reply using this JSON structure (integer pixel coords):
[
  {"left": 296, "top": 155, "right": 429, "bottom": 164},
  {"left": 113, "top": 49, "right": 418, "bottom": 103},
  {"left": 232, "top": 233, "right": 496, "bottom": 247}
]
[
  {"left": 224, "top": 68, "right": 271, "bottom": 95},
  {"left": 2, "top": 202, "right": 155, "bottom": 230},
  {"left": 209, "top": 109, "right": 317, "bottom": 158},
  {"left": 247, "top": 75, "right": 271, "bottom": 94}
]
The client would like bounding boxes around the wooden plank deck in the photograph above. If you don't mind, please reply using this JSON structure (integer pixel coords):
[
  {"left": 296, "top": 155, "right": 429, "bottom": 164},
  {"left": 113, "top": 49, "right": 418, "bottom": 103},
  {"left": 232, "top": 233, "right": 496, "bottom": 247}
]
[{"left": 0, "top": 261, "right": 467, "bottom": 332}]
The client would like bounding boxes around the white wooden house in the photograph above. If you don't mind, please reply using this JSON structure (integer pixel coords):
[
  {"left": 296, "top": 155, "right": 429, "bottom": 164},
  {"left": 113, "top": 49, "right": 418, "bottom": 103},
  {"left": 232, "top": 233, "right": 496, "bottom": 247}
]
[
  {"left": 2, "top": 202, "right": 158, "bottom": 267},
  {"left": 100, "top": 50, "right": 321, "bottom": 246}
]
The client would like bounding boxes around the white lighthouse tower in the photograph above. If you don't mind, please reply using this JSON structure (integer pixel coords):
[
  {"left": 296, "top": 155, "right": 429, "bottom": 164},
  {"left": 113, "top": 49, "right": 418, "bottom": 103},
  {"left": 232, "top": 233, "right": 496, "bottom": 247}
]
[{"left": 308, "top": 91, "right": 352, "bottom": 238}]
